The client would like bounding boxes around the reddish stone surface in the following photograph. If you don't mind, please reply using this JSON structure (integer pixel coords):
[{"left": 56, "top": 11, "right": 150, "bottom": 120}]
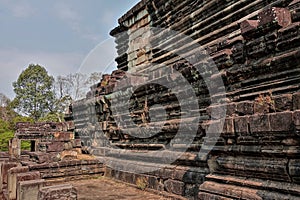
[
  {"left": 234, "top": 116, "right": 249, "bottom": 134},
  {"left": 258, "top": 7, "right": 292, "bottom": 27},
  {"left": 38, "top": 184, "right": 77, "bottom": 200},
  {"left": 269, "top": 112, "right": 293, "bottom": 132},
  {"left": 293, "top": 92, "right": 300, "bottom": 110},
  {"left": 46, "top": 142, "right": 65, "bottom": 152},
  {"left": 249, "top": 114, "right": 271, "bottom": 133},
  {"left": 16, "top": 171, "right": 40, "bottom": 182},
  {"left": 164, "top": 179, "right": 185, "bottom": 196},
  {"left": 1, "top": 163, "right": 18, "bottom": 184},
  {"left": 240, "top": 20, "right": 259, "bottom": 35},
  {"left": 66, "top": 0, "right": 300, "bottom": 198}
]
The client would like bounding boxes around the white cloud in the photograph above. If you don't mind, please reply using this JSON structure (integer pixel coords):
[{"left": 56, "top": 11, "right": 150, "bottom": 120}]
[
  {"left": 53, "top": 2, "right": 102, "bottom": 42},
  {"left": 54, "top": 2, "right": 81, "bottom": 32},
  {"left": 0, "top": 48, "right": 85, "bottom": 98},
  {"left": 0, "top": 0, "right": 35, "bottom": 18},
  {"left": 11, "top": 3, "right": 35, "bottom": 18}
]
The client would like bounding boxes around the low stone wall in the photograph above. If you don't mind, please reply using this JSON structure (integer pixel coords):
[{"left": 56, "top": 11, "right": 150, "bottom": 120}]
[
  {"left": 0, "top": 160, "right": 104, "bottom": 200},
  {"left": 11, "top": 122, "right": 78, "bottom": 163}
]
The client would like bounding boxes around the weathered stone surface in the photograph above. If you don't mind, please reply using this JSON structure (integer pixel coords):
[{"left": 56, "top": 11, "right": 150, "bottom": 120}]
[
  {"left": 293, "top": 92, "right": 300, "bottom": 110},
  {"left": 199, "top": 181, "right": 261, "bottom": 199},
  {"left": 289, "top": 159, "right": 300, "bottom": 183},
  {"left": 269, "top": 112, "right": 293, "bottom": 132},
  {"left": 294, "top": 110, "right": 300, "bottom": 126},
  {"left": 16, "top": 171, "right": 40, "bottom": 183},
  {"left": 0, "top": 162, "right": 18, "bottom": 190},
  {"left": 274, "top": 94, "right": 293, "bottom": 111},
  {"left": 234, "top": 116, "right": 249, "bottom": 135},
  {"left": 258, "top": 7, "right": 292, "bottom": 27},
  {"left": 249, "top": 114, "right": 271, "bottom": 133},
  {"left": 12, "top": 122, "right": 83, "bottom": 164},
  {"left": 46, "top": 142, "right": 64, "bottom": 152},
  {"left": 164, "top": 179, "right": 185, "bottom": 196},
  {"left": 236, "top": 101, "right": 254, "bottom": 116},
  {"left": 17, "top": 179, "right": 45, "bottom": 200},
  {"left": 64, "top": 0, "right": 300, "bottom": 199},
  {"left": 7, "top": 166, "right": 29, "bottom": 200},
  {"left": 38, "top": 184, "right": 77, "bottom": 200},
  {"left": 28, "top": 160, "right": 104, "bottom": 179},
  {"left": 240, "top": 20, "right": 259, "bottom": 36},
  {"left": 222, "top": 118, "right": 235, "bottom": 137}
]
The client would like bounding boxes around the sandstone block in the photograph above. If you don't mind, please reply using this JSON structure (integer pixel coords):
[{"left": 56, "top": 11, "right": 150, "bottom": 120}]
[
  {"left": 249, "top": 114, "right": 270, "bottom": 133},
  {"left": 0, "top": 162, "right": 18, "bottom": 190},
  {"left": 269, "top": 112, "right": 293, "bottom": 132},
  {"left": 274, "top": 94, "right": 293, "bottom": 111},
  {"left": 234, "top": 116, "right": 249, "bottom": 134},
  {"left": 258, "top": 7, "right": 292, "bottom": 27},
  {"left": 38, "top": 184, "right": 77, "bottom": 200},
  {"left": 164, "top": 179, "right": 185, "bottom": 196},
  {"left": 294, "top": 110, "right": 300, "bottom": 122},
  {"left": 46, "top": 142, "right": 65, "bottom": 152},
  {"left": 293, "top": 92, "right": 300, "bottom": 110},
  {"left": 8, "top": 166, "right": 29, "bottom": 200},
  {"left": 222, "top": 118, "right": 235, "bottom": 137},
  {"left": 240, "top": 20, "right": 259, "bottom": 35},
  {"left": 236, "top": 101, "right": 253, "bottom": 116},
  {"left": 17, "top": 179, "right": 45, "bottom": 200}
]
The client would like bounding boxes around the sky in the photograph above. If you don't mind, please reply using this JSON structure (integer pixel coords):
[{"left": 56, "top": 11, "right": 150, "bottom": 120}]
[{"left": 0, "top": 0, "right": 140, "bottom": 98}]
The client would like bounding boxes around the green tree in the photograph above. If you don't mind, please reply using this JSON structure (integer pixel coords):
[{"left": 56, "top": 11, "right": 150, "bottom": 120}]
[{"left": 12, "top": 64, "right": 56, "bottom": 121}]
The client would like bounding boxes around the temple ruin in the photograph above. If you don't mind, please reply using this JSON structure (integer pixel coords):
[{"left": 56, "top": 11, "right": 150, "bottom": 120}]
[
  {"left": 1, "top": 0, "right": 300, "bottom": 199},
  {"left": 69, "top": 0, "right": 300, "bottom": 199}
]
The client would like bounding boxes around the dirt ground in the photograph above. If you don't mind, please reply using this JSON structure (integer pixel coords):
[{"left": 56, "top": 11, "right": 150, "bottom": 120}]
[{"left": 69, "top": 177, "right": 174, "bottom": 200}]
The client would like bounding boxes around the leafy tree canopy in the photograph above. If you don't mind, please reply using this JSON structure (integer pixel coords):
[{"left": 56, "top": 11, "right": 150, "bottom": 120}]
[{"left": 11, "top": 64, "right": 56, "bottom": 121}]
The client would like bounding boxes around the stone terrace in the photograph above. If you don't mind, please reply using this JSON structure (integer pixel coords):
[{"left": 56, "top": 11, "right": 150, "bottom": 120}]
[{"left": 68, "top": 0, "right": 300, "bottom": 199}]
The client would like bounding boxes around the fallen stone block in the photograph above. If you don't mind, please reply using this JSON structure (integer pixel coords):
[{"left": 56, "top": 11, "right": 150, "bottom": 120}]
[
  {"left": 258, "top": 7, "right": 292, "bottom": 28},
  {"left": 38, "top": 184, "right": 77, "bottom": 200},
  {"left": 17, "top": 179, "right": 45, "bottom": 200},
  {"left": 240, "top": 20, "right": 259, "bottom": 37}
]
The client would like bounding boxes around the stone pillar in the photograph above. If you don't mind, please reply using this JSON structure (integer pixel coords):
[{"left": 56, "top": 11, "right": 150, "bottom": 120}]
[
  {"left": 0, "top": 162, "right": 19, "bottom": 191},
  {"left": 7, "top": 166, "right": 28, "bottom": 200},
  {"left": 9, "top": 138, "right": 21, "bottom": 160}
]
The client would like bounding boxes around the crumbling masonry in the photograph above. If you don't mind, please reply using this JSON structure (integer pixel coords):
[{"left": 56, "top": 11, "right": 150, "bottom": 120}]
[
  {"left": 2, "top": 0, "right": 300, "bottom": 199},
  {"left": 67, "top": 0, "right": 300, "bottom": 199}
]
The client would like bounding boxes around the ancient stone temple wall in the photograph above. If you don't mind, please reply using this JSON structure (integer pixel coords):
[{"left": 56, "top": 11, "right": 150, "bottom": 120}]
[
  {"left": 0, "top": 122, "right": 104, "bottom": 200},
  {"left": 69, "top": 0, "right": 300, "bottom": 199}
]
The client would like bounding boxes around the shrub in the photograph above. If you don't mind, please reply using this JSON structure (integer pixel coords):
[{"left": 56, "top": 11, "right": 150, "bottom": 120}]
[{"left": 0, "top": 131, "right": 14, "bottom": 151}]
